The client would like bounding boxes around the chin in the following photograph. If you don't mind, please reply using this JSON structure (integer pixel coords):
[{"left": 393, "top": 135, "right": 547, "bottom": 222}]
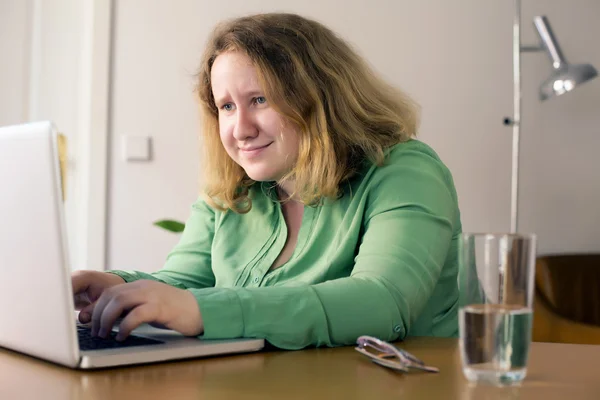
[
  {"left": 247, "top": 174, "right": 277, "bottom": 183},
  {"left": 244, "top": 168, "right": 280, "bottom": 183}
]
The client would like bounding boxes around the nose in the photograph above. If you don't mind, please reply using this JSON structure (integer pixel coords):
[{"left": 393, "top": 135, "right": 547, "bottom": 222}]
[{"left": 233, "top": 108, "right": 258, "bottom": 141}]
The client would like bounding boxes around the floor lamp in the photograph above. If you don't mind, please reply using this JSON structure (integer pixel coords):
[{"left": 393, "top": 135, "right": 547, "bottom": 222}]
[{"left": 505, "top": 0, "right": 598, "bottom": 233}]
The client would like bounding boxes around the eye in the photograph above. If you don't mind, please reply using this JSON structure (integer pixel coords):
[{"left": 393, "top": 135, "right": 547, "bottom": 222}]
[
  {"left": 254, "top": 96, "right": 267, "bottom": 105},
  {"left": 221, "top": 103, "right": 235, "bottom": 112}
]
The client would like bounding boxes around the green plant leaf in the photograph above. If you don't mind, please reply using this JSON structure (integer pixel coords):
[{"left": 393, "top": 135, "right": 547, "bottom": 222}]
[{"left": 153, "top": 219, "right": 186, "bottom": 233}]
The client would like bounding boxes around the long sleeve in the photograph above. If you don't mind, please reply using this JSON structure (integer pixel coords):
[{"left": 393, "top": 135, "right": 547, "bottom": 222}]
[
  {"left": 108, "top": 199, "right": 216, "bottom": 290},
  {"left": 193, "top": 148, "right": 459, "bottom": 349}
]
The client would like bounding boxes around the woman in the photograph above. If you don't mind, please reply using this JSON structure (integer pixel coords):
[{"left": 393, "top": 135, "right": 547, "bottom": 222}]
[{"left": 72, "top": 12, "right": 462, "bottom": 349}]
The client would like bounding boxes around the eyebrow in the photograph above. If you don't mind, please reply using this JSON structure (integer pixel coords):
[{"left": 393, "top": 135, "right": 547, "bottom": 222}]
[{"left": 213, "top": 90, "right": 265, "bottom": 106}]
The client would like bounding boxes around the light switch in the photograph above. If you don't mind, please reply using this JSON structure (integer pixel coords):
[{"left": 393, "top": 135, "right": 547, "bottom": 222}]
[{"left": 122, "top": 135, "right": 152, "bottom": 162}]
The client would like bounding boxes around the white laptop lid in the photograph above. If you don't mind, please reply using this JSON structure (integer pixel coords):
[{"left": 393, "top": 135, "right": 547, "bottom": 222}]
[{"left": 0, "top": 121, "right": 80, "bottom": 367}]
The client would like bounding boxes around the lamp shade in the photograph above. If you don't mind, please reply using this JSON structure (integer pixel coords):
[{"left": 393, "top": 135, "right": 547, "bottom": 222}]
[
  {"left": 533, "top": 16, "right": 598, "bottom": 101},
  {"left": 539, "top": 63, "right": 598, "bottom": 100}
]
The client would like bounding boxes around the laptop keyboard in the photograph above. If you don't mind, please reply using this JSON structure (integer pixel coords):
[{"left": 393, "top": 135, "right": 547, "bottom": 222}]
[{"left": 77, "top": 326, "right": 164, "bottom": 351}]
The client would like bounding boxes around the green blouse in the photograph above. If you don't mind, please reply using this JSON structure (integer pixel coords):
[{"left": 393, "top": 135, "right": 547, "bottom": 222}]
[{"left": 109, "top": 139, "right": 462, "bottom": 349}]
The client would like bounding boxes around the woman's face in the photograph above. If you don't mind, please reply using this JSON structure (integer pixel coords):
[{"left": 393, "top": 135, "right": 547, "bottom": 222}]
[{"left": 211, "top": 51, "right": 299, "bottom": 183}]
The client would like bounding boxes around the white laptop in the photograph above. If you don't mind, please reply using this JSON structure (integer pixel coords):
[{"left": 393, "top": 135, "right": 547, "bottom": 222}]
[{"left": 0, "top": 121, "right": 264, "bottom": 369}]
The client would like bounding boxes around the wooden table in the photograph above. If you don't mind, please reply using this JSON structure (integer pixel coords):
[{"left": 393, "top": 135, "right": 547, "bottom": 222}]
[{"left": 1, "top": 337, "right": 599, "bottom": 399}]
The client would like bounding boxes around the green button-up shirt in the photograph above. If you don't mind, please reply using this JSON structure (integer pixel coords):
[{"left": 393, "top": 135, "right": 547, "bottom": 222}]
[{"left": 109, "top": 139, "right": 462, "bottom": 349}]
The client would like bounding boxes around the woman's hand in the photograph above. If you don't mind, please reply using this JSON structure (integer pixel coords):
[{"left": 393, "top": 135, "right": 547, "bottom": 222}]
[
  {"left": 88, "top": 279, "right": 203, "bottom": 341},
  {"left": 72, "top": 270, "right": 126, "bottom": 322}
]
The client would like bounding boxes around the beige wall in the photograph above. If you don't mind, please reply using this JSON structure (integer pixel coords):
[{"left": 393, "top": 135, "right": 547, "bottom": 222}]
[
  {"left": 0, "top": 0, "right": 31, "bottom": 126},
  {"left": 106, "top": 0, "right": 599, "bottom": 272},
  {"left": 107, "top": 0, "right": 515, "bottom": 271},
  {"left": 519, "top": 0, "right": 600, "bottom": 254},
  {"left": 2, "top": 0, "right": 598, "bottom": 272}
]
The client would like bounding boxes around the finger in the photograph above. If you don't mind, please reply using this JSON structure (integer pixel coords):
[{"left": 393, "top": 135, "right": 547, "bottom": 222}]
[
  {"left": 91, "top": 285, "right": 127, "bottom": 336},
  {"left": 116, "top": 304, "right": 155, "bottom": 341},
  {"left": 78, "top": 302, "right": 96, "bottom": 324},
  {"left": 97, "top": 293, "right": 143, "bottom": 338},
  {"left": 94, "top": 286, "right": 149, "bottom": 338}
]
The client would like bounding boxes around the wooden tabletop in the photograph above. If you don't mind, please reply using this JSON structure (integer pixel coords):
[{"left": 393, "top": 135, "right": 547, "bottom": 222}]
[{"left": 1, "top": 337, "right": 599, "bottom": 400}]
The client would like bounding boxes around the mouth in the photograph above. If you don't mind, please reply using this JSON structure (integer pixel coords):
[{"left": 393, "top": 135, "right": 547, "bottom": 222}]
[{"left": 239, "top": 142, "right": 272, "bottom": 156}]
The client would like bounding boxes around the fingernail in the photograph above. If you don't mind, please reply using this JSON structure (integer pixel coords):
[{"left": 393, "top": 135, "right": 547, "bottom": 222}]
[
  {"left": 80, "top": 312, "right": 90, "bottom": 322},
  {"left": 98, "top": 328, "right": 107, "bottom": 338},
  {"left": 115, "top": 334, "right": 124, "bottom": 342}
]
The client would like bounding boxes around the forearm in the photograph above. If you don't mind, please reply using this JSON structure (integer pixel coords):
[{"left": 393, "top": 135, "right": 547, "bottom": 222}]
[{"left": 190, "top": 276, "right": 408, "bottom": 350}]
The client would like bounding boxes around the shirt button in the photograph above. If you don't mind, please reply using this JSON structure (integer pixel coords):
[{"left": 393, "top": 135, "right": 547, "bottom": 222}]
[
  {"left": 393, "top": 325, "right": 402, "bottom": 333},
  {"left": 253, "top": 277, "right": 260, "bottom": 283}
]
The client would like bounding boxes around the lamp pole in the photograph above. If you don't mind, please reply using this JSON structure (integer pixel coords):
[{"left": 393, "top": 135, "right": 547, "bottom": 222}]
[
  {"left": 506, "top": 0, "right": 542, "bottom": 233},
  {"left": 510, "top": 0, "right": 522, "bottom": 234}
]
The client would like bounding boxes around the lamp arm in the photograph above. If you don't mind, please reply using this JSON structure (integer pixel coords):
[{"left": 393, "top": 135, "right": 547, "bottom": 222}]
[{"left": 520, "top": 45, "right": 543, "bottom": 53}]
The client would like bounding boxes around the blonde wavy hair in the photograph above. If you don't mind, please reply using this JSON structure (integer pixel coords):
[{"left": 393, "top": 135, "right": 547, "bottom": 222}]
[{"left": 196, "top": 12, "right": 419, "bottom": 213}]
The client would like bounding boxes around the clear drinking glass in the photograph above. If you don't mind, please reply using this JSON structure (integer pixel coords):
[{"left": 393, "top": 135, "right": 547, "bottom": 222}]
[{"left": 458, "top": 233, "right": 537, "bottom": 385}]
